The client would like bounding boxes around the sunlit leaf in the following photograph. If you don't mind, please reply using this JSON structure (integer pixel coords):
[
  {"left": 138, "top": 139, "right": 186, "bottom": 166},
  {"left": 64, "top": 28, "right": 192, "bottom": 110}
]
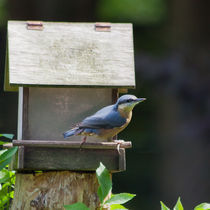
[
  {"left": 0, "top": 141, "right": 9, "bottom": 145},
  {"left": 96, "top": 162, "right": 112, "bottom": 204},
  {"left": 0, "top": 169, "right": 10, "bottom": 183},
  {"left": 0, "top": 134, "right": 14, "bottom": 139},
  {"left": 173, "top": 197, "right": 183, "bottom": 210},
  {"left": 0, "top": 157, "right": 12, "bottom": 171},
  {"left": 194, "top": 203, "right": 210, "bottom": 210},
  {"left": 64, "top": 202, "right": 90, "bottom": 210},
  {"left": 0, "top": 146, "right": 18, "bottom": 163},
  {"left": 160, "top": 201, "right": 170, "bottom": 210},
  {"left": 0, "top": 150, "right": 7, "bottom": 156},
  {"left": 105, "top": 193, "right": 136, "bottom": 205},
  {"left": 0, "top": 182, "right": 11, "bottom": 206},
  {"left": 9, "top": 191, "right": 14, "bottom": 199},
  {"left": 110, "top": 204, "right": 128, "bottom": 209}
]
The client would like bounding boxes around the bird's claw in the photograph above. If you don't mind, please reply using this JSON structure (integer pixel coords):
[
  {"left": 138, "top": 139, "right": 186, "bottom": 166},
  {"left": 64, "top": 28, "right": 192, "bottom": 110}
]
[
  {"left": 116, "top": 143, "right": 120, "bottom": 153},
  {"left": 114, "top": 140, "right": 124, "bottom": 153}
]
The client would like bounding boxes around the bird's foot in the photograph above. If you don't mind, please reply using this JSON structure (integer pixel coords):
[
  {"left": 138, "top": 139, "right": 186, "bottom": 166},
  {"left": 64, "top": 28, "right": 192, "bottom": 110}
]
[{"left": 113, "top": 140, "right": 125, "bottom": 153}]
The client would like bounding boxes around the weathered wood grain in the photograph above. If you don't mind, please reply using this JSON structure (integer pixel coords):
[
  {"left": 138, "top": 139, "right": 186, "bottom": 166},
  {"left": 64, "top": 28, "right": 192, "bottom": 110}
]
[
  {"left": 8, "top": 21, "right": 135, "bottom": 88},
  {"left": 13, "top": 140, "right": 132, "bottom": 149},
  {"left": 18, "top": 147, "right": 125, "bottom": 172},
  {"left": 4, "top": 46, "right": 18, "bottom": 91},
  {"left": 11, "top": 171, "right": 111, "bottom": 210}
]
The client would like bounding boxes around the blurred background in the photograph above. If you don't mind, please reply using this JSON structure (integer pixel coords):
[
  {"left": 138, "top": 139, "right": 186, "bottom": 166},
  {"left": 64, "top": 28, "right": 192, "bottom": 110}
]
[{"left": 0, "top": 0, "right": 210, "bottom": 209}]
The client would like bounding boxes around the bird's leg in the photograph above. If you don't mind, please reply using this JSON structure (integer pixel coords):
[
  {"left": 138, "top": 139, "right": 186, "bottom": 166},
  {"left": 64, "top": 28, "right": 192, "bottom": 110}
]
[{"left": 80, "top": 136, "right": 87, "bottom": 149}]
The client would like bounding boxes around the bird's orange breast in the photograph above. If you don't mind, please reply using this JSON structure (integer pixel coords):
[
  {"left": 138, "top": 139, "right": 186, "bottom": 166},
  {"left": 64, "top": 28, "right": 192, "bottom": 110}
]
[{"left": 98, "top": 111, "right": 132, "bottom": 141}]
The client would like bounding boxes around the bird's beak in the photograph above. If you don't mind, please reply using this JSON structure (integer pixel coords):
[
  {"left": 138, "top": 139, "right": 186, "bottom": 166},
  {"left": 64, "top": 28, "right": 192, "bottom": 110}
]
[{"left": 135, "top": 98, "right": 146, "bottom": 103}]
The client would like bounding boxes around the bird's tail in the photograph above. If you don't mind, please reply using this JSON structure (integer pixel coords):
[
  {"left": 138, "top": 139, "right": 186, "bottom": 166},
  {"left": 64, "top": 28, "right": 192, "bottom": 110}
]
[
  {"left": 63, "top": 127, "right": 84, "bottom": 138},
  {"left": 63, "top": 128, "right": 77, "bottom": 138}
]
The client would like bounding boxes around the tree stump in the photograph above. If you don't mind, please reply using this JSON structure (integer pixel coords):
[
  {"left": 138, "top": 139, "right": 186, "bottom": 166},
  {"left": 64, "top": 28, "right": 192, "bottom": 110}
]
[{"left": 11, "top": 171, "right": 107, "bottom": 210}]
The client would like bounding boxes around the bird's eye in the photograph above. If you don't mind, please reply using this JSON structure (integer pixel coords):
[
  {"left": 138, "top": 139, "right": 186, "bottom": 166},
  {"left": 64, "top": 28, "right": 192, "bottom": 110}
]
[{"left": 126, "top": 99, "right": 132, "bottom": 103}]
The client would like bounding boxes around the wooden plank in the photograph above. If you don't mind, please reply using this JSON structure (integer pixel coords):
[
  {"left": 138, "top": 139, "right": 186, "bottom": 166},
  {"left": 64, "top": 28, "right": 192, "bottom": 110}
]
[
  {"left": 8, "top": 21, "right": 135, "bottom": 88},
  {"left": 118, "top": 88, "right": 128, "bottom": 93},
  {"left": 17, "top": 146, "right": 24, "bottom": 169},
  {"left": 112, "top": 88, "right": 118, "bottom": 104},
  {"left": 20, "top": 147, "right": 126, "bottom": 172},
  {"left": 22, "top": 87, "right": 29, "bottom": 140},
  {"left": 17, "top": 87, "right": 23, "bottom": 140},
  {"left": 13, "top": 140, "right": 132, "bottom": 149}
]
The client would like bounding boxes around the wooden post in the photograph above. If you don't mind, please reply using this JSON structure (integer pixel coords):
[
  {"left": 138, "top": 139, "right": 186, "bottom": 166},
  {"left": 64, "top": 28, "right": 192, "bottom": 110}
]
[{"left": 11, "top": 171, "right": 102, "bottom": 209}]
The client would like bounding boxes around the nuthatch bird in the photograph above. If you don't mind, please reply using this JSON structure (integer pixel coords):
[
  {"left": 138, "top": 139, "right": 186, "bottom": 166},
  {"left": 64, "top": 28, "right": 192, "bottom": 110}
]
[{"left": 63, "top": 94, "right": 146, "bottom": 144}]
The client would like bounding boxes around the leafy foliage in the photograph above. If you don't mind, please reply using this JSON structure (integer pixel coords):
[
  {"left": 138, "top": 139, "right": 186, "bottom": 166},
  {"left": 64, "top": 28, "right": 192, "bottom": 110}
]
[
  {"left": 160, "top": 198, "right": 184, "bottom": 210},
  {"left": 0, "top": 147, "right": 18, "bottom": 171},
  {"left": 96, "top": 162, "right": 112, "bottom": 204},
  {"left": 0, "top": 134, "right": 14, "bottom": 140},
  {"left": 0, "top": 134, "right": 16, "bottom": 209},
  {"left": 160, "top": 197, "right": 210, "bottom": 210},
  {"left": 174, "top": 197, "right": 183, "bottom": 210},
  {"left": 97, "top": 0, "right": 167, "bottom": 25},
  {"left": 160, "top": 201, "right": 170, "bottom": 210},
  {"left": 194, "top": 203, "right": 210, "bottom": 210},
  {"left": 64, "top": 162, "right": 136, "bottom": 210},
  {"left": 110, "top": 204, "right": 128, "bottom": 209},
  {"left": 104, "top": 193, "right": 136, "bottom": 205}
]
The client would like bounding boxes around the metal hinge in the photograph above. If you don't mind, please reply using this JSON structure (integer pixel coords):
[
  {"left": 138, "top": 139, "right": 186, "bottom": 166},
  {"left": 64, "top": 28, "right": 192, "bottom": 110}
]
[
  {"left": 95, "top": 22, "right": 111, "bottom": 32},
  {"left": 26, "top": 21, "right": 43, "bottom": 30}
]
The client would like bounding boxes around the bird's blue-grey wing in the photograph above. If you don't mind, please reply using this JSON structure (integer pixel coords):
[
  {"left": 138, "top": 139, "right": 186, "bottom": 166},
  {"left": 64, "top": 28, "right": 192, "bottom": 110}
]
[{"left": 79, "top": 105, "right": 126, "bottom": 129}]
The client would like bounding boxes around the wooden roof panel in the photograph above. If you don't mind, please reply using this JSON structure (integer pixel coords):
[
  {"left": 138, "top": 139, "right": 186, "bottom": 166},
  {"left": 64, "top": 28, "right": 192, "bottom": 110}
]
[{"left": 7, "top": 21, "right": 135, "bottom": 88}]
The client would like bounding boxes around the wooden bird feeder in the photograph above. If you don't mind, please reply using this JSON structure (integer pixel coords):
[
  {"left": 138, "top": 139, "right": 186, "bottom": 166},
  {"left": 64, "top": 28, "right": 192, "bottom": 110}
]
[
  {"left": 5, "top": 20, "right": 136, "bottom": 209},
  {"left": 5, "top": 21, "right": 135, "bottom": 172}
]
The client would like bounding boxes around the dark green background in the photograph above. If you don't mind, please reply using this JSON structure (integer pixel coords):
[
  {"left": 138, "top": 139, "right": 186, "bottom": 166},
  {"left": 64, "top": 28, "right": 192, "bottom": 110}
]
[{"left": 0, "top": 0, "right": 210, "bottom": 209}]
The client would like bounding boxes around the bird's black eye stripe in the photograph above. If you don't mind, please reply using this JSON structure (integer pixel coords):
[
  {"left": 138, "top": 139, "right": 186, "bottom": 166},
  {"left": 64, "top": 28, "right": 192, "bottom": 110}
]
[{"left": 118, "top": 98, "right": 134, "bottom": 105}]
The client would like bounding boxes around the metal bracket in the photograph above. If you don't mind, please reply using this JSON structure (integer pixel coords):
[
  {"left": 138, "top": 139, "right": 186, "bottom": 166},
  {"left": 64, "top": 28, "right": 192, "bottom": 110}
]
[
  {"left": 26, "top": 21, "right": 43, "bottom": 30},
  {"left": 95, "top": 22, "right": 111, "bottom": 32}
]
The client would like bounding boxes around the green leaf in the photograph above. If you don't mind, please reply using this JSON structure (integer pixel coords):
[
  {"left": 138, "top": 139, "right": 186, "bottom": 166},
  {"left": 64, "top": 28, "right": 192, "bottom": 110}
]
[
  {"left": 0, "top": 141, "right": 9, "bottom": 145},
  {"left": 0, "top": 169, "right": 10, "bottom": 183},
  {"left": 9, "top": 171, "right": 16, "bottom": 185},
  {"left": 105, "top": 193, "right": 136, "bottom": 205},
  {"left": 0, "top": 134, "right": 14, "bottom": 139},
  {"left": 173, "top": 197, "right": 183, "bottom": 210},
  {"left": 96, "top": 162, "right": 112, "bottom": 204},
  {"left": 0, "top": 157, "right": 12, "bottom": 171},
  {"left": 194, "top": 203, "right": 210, "bottom": 210},
  {"left": 0, "top": 146, "right": 18, "bottom": 163},
  {"left": 0, "top": 182, "right": 11, "bottom": 207},
  {"left": 64, "top": 202, "right": 90, "bottom": 210},
  {"left": 110, "top": 204, "right": 128, "bottom": 209},
  {"left": 160, "top": 201, "right": 170, "bottom": 210},
  {"left": 97, "top": 186, "right": 103, "bottom": 203},
  {"left": 0, "top": 150, "right": 7, "bottom": 156}
]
